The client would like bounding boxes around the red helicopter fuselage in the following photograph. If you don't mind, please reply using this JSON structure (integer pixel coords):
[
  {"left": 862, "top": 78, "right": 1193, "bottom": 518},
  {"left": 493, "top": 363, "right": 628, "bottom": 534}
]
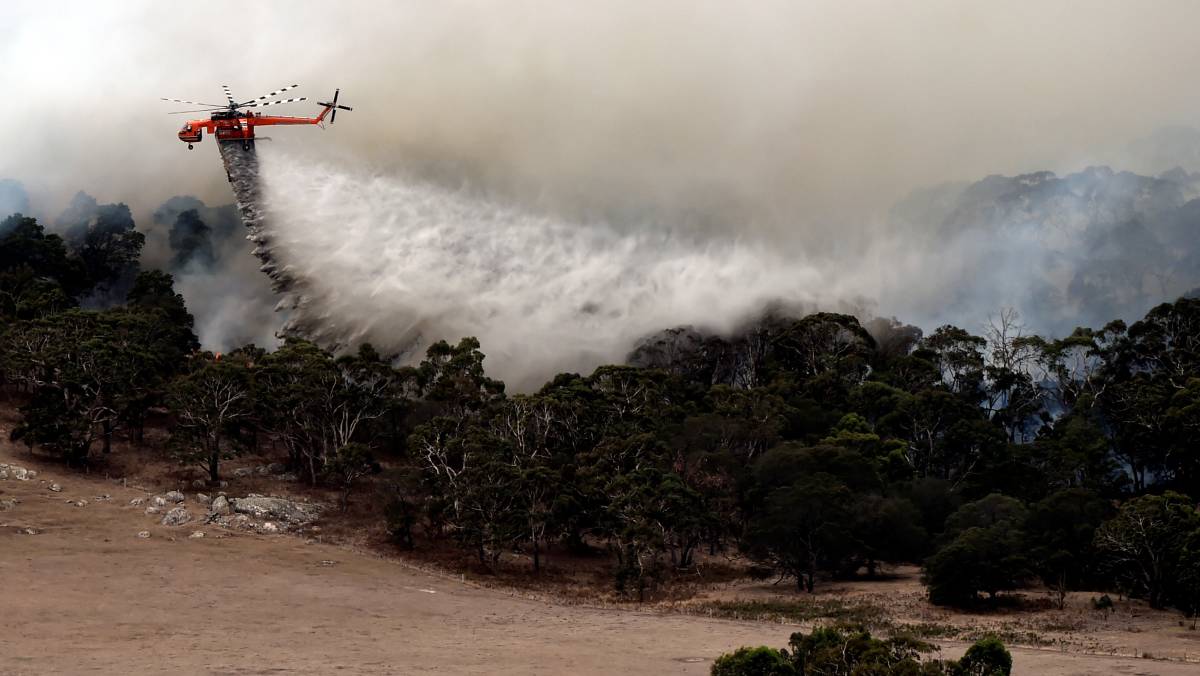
[{"left": 177, "top": 105, "right": 334, "bottom": 148}]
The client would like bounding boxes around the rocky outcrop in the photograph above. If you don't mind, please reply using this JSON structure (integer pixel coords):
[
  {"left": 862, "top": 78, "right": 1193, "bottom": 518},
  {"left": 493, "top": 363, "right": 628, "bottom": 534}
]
[
  {"left": 161, "top": 507, "right": 191, "bottom": 527},
  {"left": 230, "top": 495, "right": 321, "bottom": 526}
]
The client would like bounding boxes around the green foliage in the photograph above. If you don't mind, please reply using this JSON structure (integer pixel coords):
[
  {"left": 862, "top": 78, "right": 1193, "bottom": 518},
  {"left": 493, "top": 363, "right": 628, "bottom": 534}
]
[
  {"left": 324, "top": 442, "right": 379, "bottom": 509},
  {"left": 713, "top": 627, "right": 1010, "bottom": 676},
  {"left": 710, "top": 647, "right": 796, "bottom": 676},
  {"left": 924, "top": 495, "right": 1031, "bottom": 606},
  {"left": 167, "top": 357, "right": 252, "bottom": 483},
  {"left": 1093, "top": 491, "right": 1200, "bottom": 608},
  {"left": 956, "top": 636, "right": 1012, "bottom": 676}
]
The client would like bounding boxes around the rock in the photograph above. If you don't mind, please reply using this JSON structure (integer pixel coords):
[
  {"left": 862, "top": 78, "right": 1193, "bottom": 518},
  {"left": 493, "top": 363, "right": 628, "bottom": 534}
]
[
  {"left": 136, "top": 531, "right": 151, "bottom": 539},
  {"left": 259, "top": 521, "right": 280, "bottom": 534},
  {"left": 232, "top": 468, "right": 253, "bottom": 478},
  {"left": 22, "top": 527, "right": 40, "bottom": 535},
  {"left": 151, "top": 496, "right": 167, "bottom": 507},
  {"left": 196, "top": 493, "right": 211, "bottom": 505},
  {"left": 209, "top": 495, "right": 231, "bottom": 516},
  {"left": 164, "top": 490, "right": 185, "bottom": 503},
  {"left": 230, "top": 496, "right": 322, "bottom": 525},
  {"left": 277, "top": 473, "right": 299, "bottom": 482},
  {"left": 26, "top": 470, "right": 36, "bottom": 480},
  {"left": 189, "top": 531, "right": 206, "bottom": 539},
  {"left": 73, "top": 499, "right": 87, "bottom": 507},
  {"left": 129, "top": 497, "right": 145, "bottom": 507},
  {"left": 12, "top": 467, "right": 28, "bottom": 481},
  {"left": 0, "top": 498, "right": 18, "bottom": 511},
  {"left": 256, "top": 465, "right": 270, "bottom": 476},
  {"left": 191, "top": 479, "right": 206, "bottom": 489},
  {"left": 0, "top": 470, "right": 8, "bottom": 479},
  {"left": 161, "top": 507, "right": 191, "bottom": 527},
  {"left": 266, "top": 462, "right": 286, "bottom": 474},
  {"left": 48, "top": 483, "right": 62, "bottom": 492},
  {"left": 219, "top": 481, "right": 228, "bottom": 489},
  {"left": 145, "top": 506, "right": 161, "bottom": 516},
  {"left": 94, "top": 494, "right": 111, "bottom": 501}
]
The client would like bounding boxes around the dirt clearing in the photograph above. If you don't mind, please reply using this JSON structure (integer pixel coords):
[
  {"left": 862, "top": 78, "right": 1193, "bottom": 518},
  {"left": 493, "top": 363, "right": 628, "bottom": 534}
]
[{"left": 1, "top": 444, "right": 1196, "bottom": 674}]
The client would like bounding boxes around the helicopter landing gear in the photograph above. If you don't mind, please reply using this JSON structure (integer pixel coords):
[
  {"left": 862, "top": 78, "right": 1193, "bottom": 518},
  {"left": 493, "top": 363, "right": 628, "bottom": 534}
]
[{"left": 187, "top": 144, "right": 194, "bottom": 150}]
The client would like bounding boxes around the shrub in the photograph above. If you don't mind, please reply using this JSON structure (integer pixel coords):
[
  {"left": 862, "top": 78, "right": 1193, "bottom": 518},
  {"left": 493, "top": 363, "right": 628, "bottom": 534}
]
[
  {"left": 956, "top": 635, "right": 1012, "bottom": 675},
  {"left": 710, "top": 646, "right": 796, "bottom": 676}
]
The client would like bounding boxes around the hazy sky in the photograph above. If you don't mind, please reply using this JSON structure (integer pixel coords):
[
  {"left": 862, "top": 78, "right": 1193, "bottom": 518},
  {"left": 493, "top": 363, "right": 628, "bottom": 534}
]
[{"left": 3, "top": 0, "right": 1200, "bottom": 236}]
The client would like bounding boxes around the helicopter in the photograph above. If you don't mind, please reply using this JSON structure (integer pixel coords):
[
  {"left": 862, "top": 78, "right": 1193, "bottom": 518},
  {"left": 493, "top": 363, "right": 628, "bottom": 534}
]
[{"left": 162, "top": 84, "right": 352, "bottom": 150}]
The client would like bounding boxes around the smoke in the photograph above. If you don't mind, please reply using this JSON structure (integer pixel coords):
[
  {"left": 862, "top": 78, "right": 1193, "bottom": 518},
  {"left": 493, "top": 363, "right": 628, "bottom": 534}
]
[
  {"left": 4, "top": 1, "right": 1200, "bottom": 379},
  {"left": 0, "top": 180, "right": 28, "bottom": 221},
  {"left": 146, "top": 195, "right": 282, "bottom": 351}
]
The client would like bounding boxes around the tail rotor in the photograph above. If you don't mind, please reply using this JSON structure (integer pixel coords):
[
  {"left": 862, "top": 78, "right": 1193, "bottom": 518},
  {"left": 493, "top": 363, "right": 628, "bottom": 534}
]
[
  {"left": 317, "top": 89, "right": 353, "bottom": 124},
  {"left": 314, "top": 88, "right": 350, "bottom": 124}
]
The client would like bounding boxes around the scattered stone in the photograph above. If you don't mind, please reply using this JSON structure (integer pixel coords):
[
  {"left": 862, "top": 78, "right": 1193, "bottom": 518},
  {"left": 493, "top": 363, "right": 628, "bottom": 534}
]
[
  {"left": 232, "top": 468, "right": 253, "bottom": 478},
  {"left": 189, "top": 531, "right": 206, "bottom": 539},
  {"left": 0, "top": 498, "right": 18, "bottom": 511},
  {"left": 164, "top": 490, "right": 185, "bottom": 503},
  {"left": 191, "top": 479, "right": 206, "bottom": 489},
  {"left": 12, "top": 467, "right": 28, "bottom": 481},
  {"left": 209, "top": 495, "right": 232, "bottom": 516},
  {"left": 196, "top": 493, "right": 211, "bottom": 505},
  {"left": 94, "top": 494, "right": 111, "bottom": 501},
  {"left": 277, "top": 473, "right": 299, "bottom": 482},
  {"left": 230, "top": 496, "right": 322, "bottom": 526},
  {"left": 73, "top": 499, "right": 88, "bottom": 507},
  {"left": 266, "top": 462, "right": 286, "bottom": 474},
  {"left": 22, "top": 527, "right": 40, "bottom": 535},
  {"left": 161, "top": 506, "right": 191, "bottom": 527},
  {"left": 0, "top": 470, "right": 8, "bottom": 480},
  {"left": 256, "top": 465, "right": 271, "bottom": 476},
  {"left": 259, "top": 521, "right": 280, "bottom": 534},
  {"left": 219, "top": 481, "right": 228, "bottom": 489},
  {"left": 151, "top": 496, "right": 167, "bottom": 507},
  {"left": 144, "top": 507, "right": 161, "bottom": 516},
  {"left": 26, "top": 470, "right": 37, "bottom": 480},
  {"left": 136, "top": 531, "right": 151, "bottom": 539},
  {"left": 129, "top": 497, "right": 145, "bottom": 507},
  {"left": 48, "top": 483, "right": 62, "bottom": 492}
]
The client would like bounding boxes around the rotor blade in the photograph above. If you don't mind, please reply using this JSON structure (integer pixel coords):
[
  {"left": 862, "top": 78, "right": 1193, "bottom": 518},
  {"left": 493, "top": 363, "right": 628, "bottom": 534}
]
[
  {"left": 161, "top": 98, "right": 225, "bottom": 107},
  {"left": 221, "top": 85, "right": 236, "bottom": 106},
  {"left": 331, "top": 109, "right": 337, "bottom": 124},
  {"left": 168, "top": 108, "right": 224, "bottom": 114},
  {"left": 245, "top": 97, "right": 308, "bottom": 108},
  {"left": 333, "top": 89, "right": 339, "bottom": 105},
  {"left": 240, "top": 84, "right": 300, "bottom": 106},
  {"left": 337, "top": 105, "right": 353, "bottom": 111}
]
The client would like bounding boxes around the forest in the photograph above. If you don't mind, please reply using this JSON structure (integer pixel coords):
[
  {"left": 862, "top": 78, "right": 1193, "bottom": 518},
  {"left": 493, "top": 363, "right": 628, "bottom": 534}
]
[{"left": 2, "top": 208, "right": 1199, "bottom": 632}]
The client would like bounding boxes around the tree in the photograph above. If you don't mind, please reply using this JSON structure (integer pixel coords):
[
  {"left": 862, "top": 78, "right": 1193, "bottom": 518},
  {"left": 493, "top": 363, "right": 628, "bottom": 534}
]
[
  {"left": 167, "top": 358, "right": 252, "bottom": 483},
  {"left": 168, "top": 209, "right": 215, "bottom": 270},
  {"left": 924, "top": 495, "right": 1032, "bottom": 606},
  {"left": 745, "top": 474, "right": 854, "bottom": 592},
  {"left": 324, "top": 442, "right": 379, "bottom": 509},
  {"left": 1093, "top": 492, "right": 1200, "bottom": 608},
  {"left": 70, "top": 203, "right": 144, "bottom": 302},
  {"left": 1024, "top": 489, "right": 1110, "bottom": 608}
]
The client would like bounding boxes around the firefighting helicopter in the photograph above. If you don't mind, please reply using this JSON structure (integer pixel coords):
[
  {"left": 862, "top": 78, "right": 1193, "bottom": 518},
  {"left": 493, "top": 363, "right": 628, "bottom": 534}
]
[{"left": 161, "top": 84, "right": 352, "bottom": 150}]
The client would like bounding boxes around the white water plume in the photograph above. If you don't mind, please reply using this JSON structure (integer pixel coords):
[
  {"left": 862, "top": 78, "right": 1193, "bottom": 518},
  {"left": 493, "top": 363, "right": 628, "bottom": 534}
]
[{"left": 256, "top": 151, "right": 829, "bottom": 388}]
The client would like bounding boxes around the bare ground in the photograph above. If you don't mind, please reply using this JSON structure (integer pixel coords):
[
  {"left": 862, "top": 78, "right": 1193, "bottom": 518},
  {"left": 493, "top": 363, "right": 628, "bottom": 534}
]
[{"left": 2, "top": 435, "right": 1199, "bottom": 674}]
